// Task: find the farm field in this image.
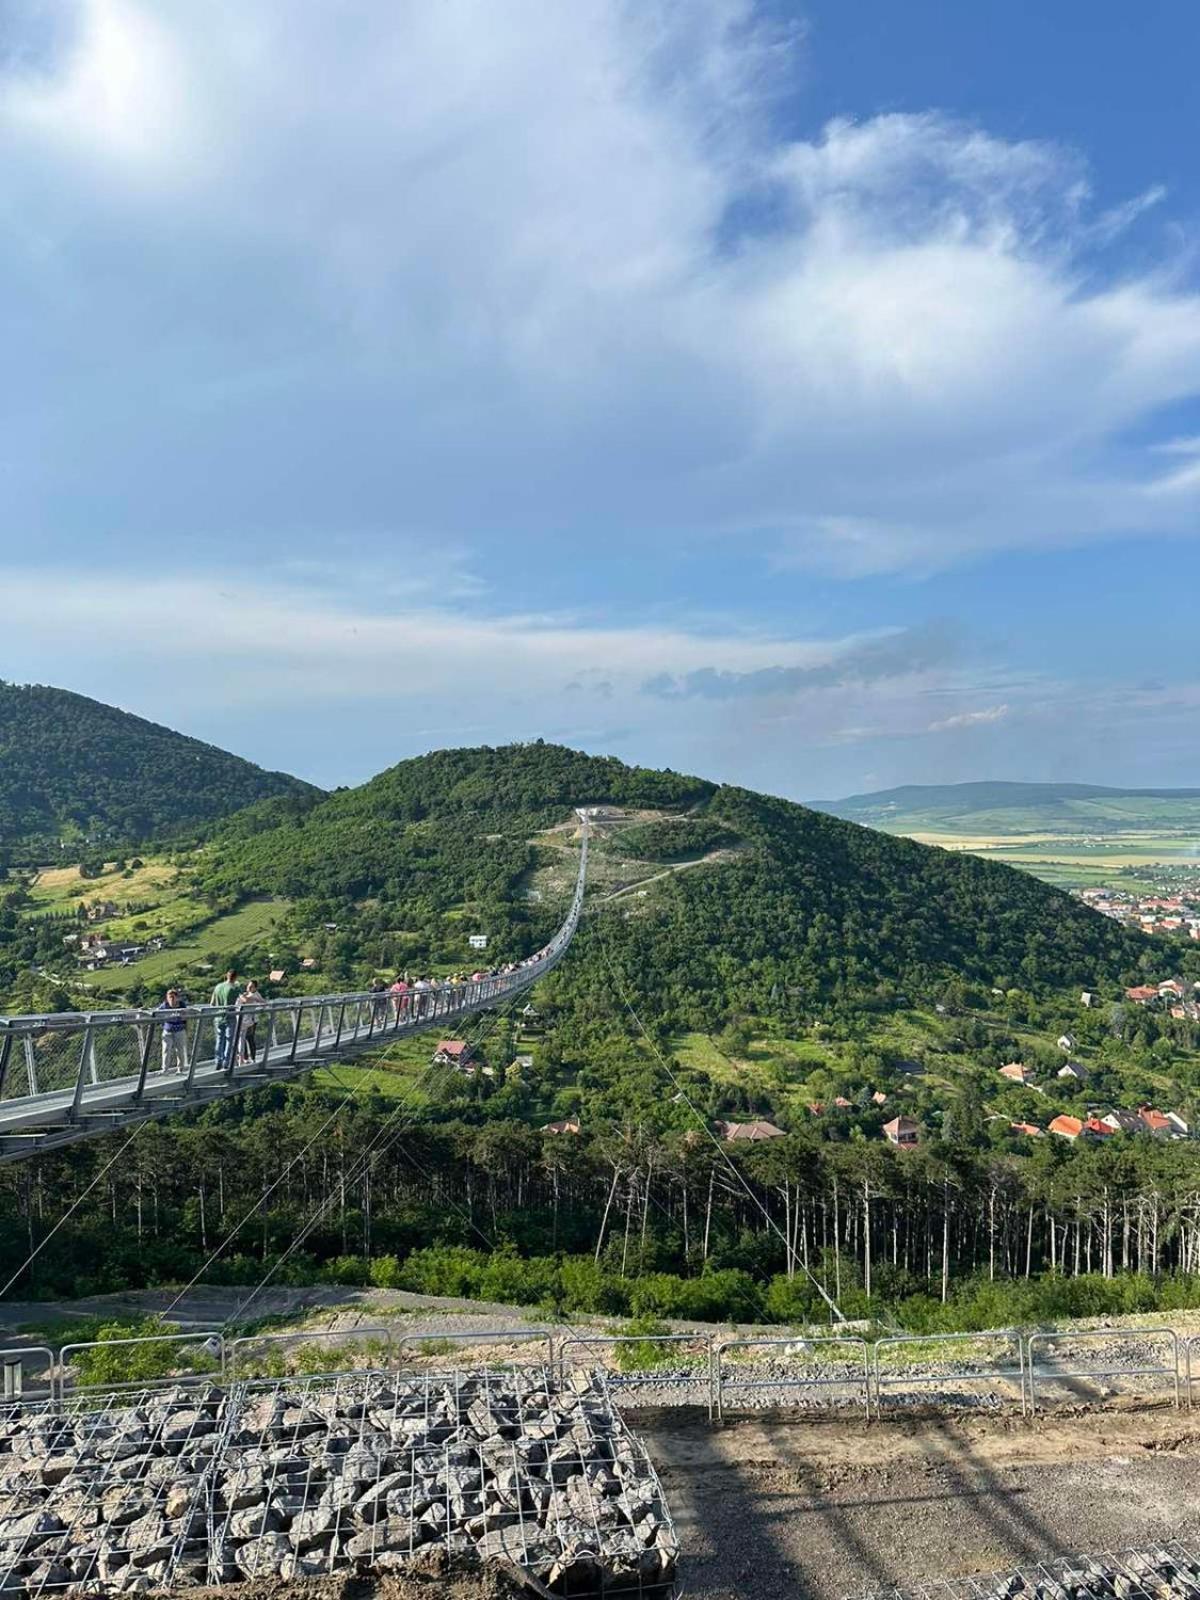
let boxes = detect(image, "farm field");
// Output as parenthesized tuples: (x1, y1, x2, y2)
(76, 896, 290, 993)
(908, 829, 1200, 888)
(26, 857, 183, 911)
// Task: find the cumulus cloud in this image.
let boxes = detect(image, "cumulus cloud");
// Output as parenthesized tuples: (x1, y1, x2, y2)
(928, 704, 1011, 733)
(0, 0, 1197, 579)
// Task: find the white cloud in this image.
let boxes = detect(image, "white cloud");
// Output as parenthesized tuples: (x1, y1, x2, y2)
(928, 704, 1011, 733)
(0, 0, 1198, 583)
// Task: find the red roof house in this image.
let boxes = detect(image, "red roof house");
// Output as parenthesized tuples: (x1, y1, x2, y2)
(1049, 1114, 1084, 1141)
(434, 1039, 473, 1065)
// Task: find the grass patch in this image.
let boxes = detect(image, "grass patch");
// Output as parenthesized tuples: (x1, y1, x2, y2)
(79, 897, 290, 993)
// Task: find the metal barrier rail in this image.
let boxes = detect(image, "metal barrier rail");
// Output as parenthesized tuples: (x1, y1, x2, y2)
(1185, 1335, 1200, 1411)
(58, 1329, 226, 1400)
(0, 1345, 55, 1406)
(396, 1328, 555, 1369)
(227, 1323, 398, 1380)
(873, 1330, 1027, 1418)
(714, 1335, 872, 1420)
(557, 1333, 715, 1418)
(0, 825, 588, 1159)
(1026, 1327, 1181, 1411)
(5, 1317, 1196, 1416)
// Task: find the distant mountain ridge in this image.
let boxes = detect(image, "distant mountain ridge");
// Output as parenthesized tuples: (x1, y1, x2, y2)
(812, 779, 1200, 837)
(0, 682, 320, 855)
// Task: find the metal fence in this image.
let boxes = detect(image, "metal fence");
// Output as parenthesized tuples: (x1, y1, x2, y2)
(714, 1335, 873, 1420)
(0, 1344, 55, 1406)
(557, 1333, 715, 1417)
(0, 826, 589, 1160)
(1025, 1326, 1181, 1411)
(59, 1330, 226, 1399)
(6, 1316, 1196, 1415)
(873, 1330, 1027, 1417)
(226, 1324, 398, 1380)
(396, 1328, 556, 1370)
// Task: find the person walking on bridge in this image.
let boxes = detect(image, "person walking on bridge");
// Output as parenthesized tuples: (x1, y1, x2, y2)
(236, 979, 266, 1063)
(210, 969, 240, 1068)
(389, 974, 409, 1021)
(156, 988, 188, 1075)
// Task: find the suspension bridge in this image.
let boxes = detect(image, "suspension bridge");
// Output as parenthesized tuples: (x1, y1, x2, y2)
(0, 822, 589, 1163)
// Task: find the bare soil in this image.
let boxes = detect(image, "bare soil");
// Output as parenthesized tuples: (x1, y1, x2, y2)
(631, 1404, 1200, 1600)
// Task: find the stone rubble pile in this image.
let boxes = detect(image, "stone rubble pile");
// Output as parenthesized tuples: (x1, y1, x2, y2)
(0, 1368, 677, 1597)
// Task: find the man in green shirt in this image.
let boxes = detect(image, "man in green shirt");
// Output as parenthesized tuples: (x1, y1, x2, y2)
(211, 969, 240, 1068)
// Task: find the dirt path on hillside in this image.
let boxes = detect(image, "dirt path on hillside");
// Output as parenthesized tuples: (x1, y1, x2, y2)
(631, 1406, 1200, 1600)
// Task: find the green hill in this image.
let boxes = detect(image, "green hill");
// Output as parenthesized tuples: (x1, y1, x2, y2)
(811, 779, 1200, 837)
(0, 682, 320, 857)
(195, 743, 1160, 1010)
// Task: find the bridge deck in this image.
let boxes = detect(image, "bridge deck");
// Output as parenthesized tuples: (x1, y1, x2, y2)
(0, 826, 588, 1160)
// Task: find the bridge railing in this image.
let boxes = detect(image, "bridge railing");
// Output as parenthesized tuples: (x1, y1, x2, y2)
(0, 828, 587, 1114)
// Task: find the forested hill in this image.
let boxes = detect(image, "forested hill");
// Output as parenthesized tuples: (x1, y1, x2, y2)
(812, 779, 1200, 836)
(196, 741, 1163, 1013)
(0, 682, 320, 856)
(583, 785, 1163, 1027)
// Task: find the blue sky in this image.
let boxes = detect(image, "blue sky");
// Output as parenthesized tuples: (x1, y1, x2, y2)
(2, 0, 1199, 799)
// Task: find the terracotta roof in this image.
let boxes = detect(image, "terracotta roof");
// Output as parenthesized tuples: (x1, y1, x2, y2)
(1049, 1114, 1084, 1139)
(541, 1118, 581, 1135)
(1139, 1107, 1172, 1132)
(1010, 1122, 1042, 1137)
(436, 1039, 472, 1058)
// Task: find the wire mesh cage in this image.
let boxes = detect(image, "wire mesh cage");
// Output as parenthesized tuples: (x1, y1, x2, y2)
(0, 1366, 678, 1598)
(853, 1541, 1200, 1600)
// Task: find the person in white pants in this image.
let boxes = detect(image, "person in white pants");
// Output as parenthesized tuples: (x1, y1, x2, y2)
(157, 988, 188, 1074)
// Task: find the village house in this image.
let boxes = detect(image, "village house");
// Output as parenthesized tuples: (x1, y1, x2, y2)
(882, 1114, 920, 1148)
(1057, 1061, 1088, 1081)
(541, 1118, 581, 1135)
(433, 1039, 473, 1067)
(1102, 1109, 1144, 1135)
(1168, 1111, 1190, 1135)
(1084, 1116, 1114, 1138)
(1010, 1121, 1043, 1137)
(871, 1090, 888, 1105)
(1126, 985, 1159, 1004)
(999, 1062, 1034, 1084)
(716, 1119, 786, 1142)
(1056, 1033, 1076, 1053)
(1138, 1106, 1173, 1136)
(1049, 1114, 1085, 1141)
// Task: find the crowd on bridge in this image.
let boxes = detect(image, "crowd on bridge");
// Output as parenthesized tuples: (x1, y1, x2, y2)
(151, 941, 559, 1075)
